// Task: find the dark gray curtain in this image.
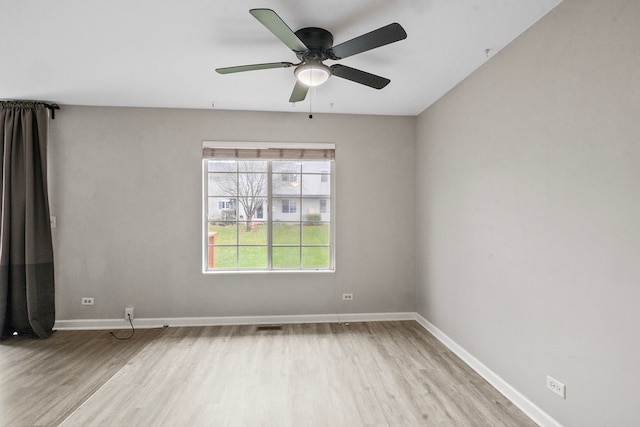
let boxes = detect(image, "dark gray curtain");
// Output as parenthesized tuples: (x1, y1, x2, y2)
(0, 101, 55, 339)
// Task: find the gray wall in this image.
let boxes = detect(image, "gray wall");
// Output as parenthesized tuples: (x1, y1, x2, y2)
(415, 0, 640, 425)
(49, 107, 416, 321)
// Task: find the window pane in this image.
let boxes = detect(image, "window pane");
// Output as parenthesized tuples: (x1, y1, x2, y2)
(208, 197, 237, 221)
(208, 160, 236, 172)
(238, 160, 267, 172)
(302, 160, 331, 173)
(211, 246, 237, 269)
(274, 198, 300, 221)
(272, 173, 301, 196)
(272, 247, 300, 269)
(239, 246, 267, 268)
(235, 197, 268, 222)
(302, 199, 330, 222)
(302, 224, 330, 245)
(302, 173, 330, 196)
(238, 222, 267, 244)
(209, 222, 237, 244)
(302, 247, 330, 268)
(273, 222, 300, 245)
(238, 173, 267, 197)
(273, 160, 300, 173)
(208, 173, 237, 196)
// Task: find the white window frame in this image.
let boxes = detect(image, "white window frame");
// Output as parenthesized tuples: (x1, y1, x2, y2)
(202, 141, 335, 273)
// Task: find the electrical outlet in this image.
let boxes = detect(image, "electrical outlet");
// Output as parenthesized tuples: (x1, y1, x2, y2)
(547, 375, 566, 399)
(342, 293, 353, 301)
(125, 307, 134, 321)
(81, 297, 94, 305)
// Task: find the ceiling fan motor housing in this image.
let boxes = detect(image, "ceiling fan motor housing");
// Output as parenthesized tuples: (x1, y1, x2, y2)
(294, 27, 334, 61)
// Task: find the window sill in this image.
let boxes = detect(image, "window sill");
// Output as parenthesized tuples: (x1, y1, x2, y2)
(202, 269, 335, 275)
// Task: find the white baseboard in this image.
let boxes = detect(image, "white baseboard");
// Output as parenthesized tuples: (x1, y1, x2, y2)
(414, 313, 562, 427)
(53, 311, 415, 331)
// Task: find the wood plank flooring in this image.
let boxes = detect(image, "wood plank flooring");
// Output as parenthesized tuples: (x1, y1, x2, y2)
(0, 328, 164, 426)
(1, 321, 535, 426)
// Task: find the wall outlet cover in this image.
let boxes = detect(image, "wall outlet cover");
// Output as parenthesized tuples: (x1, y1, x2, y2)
(546, 375, 566, 399)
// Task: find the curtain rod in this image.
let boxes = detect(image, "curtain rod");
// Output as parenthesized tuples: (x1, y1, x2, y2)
(0, 100, 61, 119)
(43, 103, 60, 120)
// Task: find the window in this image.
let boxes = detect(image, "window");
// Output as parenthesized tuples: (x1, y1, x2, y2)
(203, 142, 335, 272)
(281, 174, 299, 183)
(281, 198, 297, 214)
(319, 199, 327, 214)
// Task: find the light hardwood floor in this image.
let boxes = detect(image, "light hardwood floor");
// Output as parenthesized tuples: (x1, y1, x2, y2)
(1, 321, 535, 426)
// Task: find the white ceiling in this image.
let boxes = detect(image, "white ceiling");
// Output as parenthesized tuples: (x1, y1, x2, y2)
(1, 0, 562, 116)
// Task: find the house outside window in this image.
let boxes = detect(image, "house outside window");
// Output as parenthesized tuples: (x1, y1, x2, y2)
(203, 142, 335, 272)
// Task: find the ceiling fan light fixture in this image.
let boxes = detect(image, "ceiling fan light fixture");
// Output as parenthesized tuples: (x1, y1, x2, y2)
(295, 61, 331, 87)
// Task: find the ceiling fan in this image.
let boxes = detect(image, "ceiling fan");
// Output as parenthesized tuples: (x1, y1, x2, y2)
(215, 9, 407, 103)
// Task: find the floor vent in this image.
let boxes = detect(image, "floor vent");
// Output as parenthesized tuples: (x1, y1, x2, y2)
(256, 325, 283, 331)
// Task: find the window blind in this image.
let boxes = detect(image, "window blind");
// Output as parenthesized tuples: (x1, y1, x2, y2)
(202, 142, 335, 160)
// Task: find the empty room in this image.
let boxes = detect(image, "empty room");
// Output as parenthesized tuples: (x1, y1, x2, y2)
(1, 0, 639, 426)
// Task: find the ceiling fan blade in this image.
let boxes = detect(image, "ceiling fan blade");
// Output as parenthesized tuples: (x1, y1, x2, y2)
(250, 9, 308, 52)
(216, 62, 294, 74)
(330, 23, 407, 59)
(289, 80, 309, 102)
(330, 64, 390, 89)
